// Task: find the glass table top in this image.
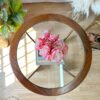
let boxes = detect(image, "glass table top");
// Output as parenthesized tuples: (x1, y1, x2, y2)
(17, 21, 85, 88)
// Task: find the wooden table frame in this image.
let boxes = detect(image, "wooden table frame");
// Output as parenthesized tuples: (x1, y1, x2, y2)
(10, 14, 92, 96)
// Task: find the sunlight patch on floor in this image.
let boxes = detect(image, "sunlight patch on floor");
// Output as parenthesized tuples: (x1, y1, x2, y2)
(0, 28, 37, 87)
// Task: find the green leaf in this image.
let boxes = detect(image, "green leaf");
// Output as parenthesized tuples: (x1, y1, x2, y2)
(0, 24, 15, 38)
(9, 0, 22, 13)
(0, 26, 2, 33)
(0, 0, 5, 6)
(19, 9, 27, 17)
(14, 25, 21, 32)
(0, 12, 3, 19)
(8, 25, 15, 32)
(2, 8, 8, 22)
(12, 13, 24, 25)
(1, 25, 9, 38)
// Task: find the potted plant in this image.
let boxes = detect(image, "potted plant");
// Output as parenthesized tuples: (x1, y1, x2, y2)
(0, 0, 27, 48)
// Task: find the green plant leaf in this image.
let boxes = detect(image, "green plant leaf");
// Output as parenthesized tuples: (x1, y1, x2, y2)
(0, 12, 3, 19)
(12, 13, 24, 25)
(2, 8, 8, 22)
(14, 24, 21, 32)
(0, 0, 5, 6)
(0, 0, 27, 39)
(0, 8, 8, 22)
(19, 9, 27, 17)
(9, 0, 22, 13)
(8, 25, 15, 32)
(0, 26, 3, 33)
(0, 12, 3, 25)
(1, 25, 9, 38)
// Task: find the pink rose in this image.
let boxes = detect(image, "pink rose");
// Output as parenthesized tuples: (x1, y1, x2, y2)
(51, 49, 64, 63)
(39, 45, 50, 58)
(53, 40, 63, 50)
(36, 30, 68, 63)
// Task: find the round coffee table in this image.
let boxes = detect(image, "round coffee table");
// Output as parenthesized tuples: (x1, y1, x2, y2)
(10, 14, 92, 96)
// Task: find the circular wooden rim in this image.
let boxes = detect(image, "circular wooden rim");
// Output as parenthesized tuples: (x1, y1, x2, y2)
(10, 14, 92, 96)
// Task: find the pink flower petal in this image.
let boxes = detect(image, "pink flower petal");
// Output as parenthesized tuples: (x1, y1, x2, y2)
(38, 38, 45, 45)
(44, 31, 50, 39)
(39, 45, 50, 58)
(36, 30, 68, 63)
(49, 34, 59, 42)
(63, 44, 68, 55)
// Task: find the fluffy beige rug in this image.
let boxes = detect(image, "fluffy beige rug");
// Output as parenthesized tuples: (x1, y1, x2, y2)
(71, 0, 100, 17)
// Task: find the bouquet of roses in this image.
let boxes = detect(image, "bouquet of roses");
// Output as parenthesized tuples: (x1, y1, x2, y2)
(36, 31, 68, 63)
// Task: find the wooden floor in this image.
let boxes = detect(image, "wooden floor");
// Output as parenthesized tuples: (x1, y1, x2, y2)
(0, 3, 100, 100)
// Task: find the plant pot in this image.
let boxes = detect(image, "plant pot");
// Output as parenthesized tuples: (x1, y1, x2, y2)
(0, 32, 15, 48)
(0, 36, 9, 48)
